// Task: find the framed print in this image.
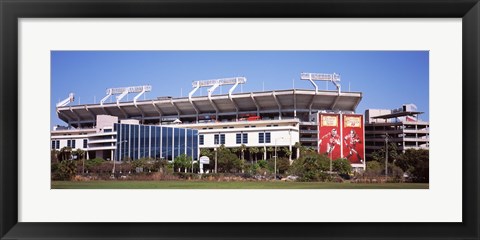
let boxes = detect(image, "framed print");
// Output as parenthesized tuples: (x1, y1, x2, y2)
(1, 0, 479, 239)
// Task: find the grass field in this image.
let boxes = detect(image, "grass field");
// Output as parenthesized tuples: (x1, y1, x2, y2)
(52, 181, 429, 189)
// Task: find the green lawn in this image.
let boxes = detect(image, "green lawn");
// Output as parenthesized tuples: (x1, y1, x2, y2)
(51, 181, 429, 189)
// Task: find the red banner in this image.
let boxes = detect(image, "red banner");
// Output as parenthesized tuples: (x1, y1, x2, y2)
(342, 114, 365, 164)
(318, 114, 342, 160)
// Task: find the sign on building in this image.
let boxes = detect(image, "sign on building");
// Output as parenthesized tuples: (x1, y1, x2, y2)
(318, 114, 342, 160)
(342, 114, 365, 164)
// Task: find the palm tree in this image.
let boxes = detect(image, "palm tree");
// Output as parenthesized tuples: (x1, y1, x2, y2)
(267, 146, 274, 159)
(282, 147, 292, 159)
(230, 147, 240, 159)
(259, 147, 265, 160)
(200, 148, 211, 158)
(251, 147, 260, 163)
(294, 142, 302, 159)
(59, 146, 72, 161)
(240, 144, 247, 161)
(75, 148, 85, 174)
(51, 149, 60, 164)
(248, 147, 255, 163)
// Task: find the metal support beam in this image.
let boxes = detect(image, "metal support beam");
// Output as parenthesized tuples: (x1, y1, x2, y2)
(85, 106, 96, 120)
(152, 101, 163, 123)
(133, 91, 146, 123)
(228, 78, 241, 119)
(57, 109, 73, 123)
(189, 82, 200, 122)
(208, 82, 220, 119)
(308, 94, 317, 115)
(100, 91, 112, 105)
(330, 93, 342, 110)
(272, 91, 282, 120)
(250, 92, 260, 116)
(171, 99, 182, 117)
(117, 105, 129, 119)
(293, 89, 297, 118)
(70, 107, 82, 128)
(352, 96, 362, 111)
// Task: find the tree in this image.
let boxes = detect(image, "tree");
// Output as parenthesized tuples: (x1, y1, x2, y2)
(282, 147, 292, 159)
(51, 150, 60, 164)
(52, 160, 77, 180)
(294, 142, 302, 159)
(85, 158, 105, 173)
(371, 143, 400, 164)
(289, 152, 330, 181)
(230, 147, 240, 159)
(259, 147, 265, 160)
(251, 147, 259, 163)
(395, 149, 429, 182)
(267, 157, 290, 175)
(200, 148, 213, 159)
(332, 158, 352, 175)
(217, 147, 243, 173)
(174, 154, 192, 173)
(363, 160, 383, 178)
(248, 147, 255, 163)
(75, 148, 86, 174)
(240, 144, 247, 161)
(267, 147, 274, 159)
(59, 146, 72, 161)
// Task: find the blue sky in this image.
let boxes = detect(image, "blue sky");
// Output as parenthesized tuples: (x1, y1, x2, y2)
(51, 51, 429, 127)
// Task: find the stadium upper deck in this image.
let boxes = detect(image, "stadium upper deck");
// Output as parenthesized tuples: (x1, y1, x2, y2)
(56, 88, 362, 128)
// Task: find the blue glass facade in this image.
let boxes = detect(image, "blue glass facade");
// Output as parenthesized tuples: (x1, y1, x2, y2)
(115, 123, 199, 161)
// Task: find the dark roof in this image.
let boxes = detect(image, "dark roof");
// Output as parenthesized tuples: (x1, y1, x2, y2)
(372, 111, 423, 119)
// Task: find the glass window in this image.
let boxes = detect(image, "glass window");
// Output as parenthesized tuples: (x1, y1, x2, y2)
(242, 133, 248, 144)
(193, 130, 198, 160)
(139, 125, 148, 158)
(133, 125, 139, 159)
(56, 140, 60, 149)
(83, 139, 87, 148)
(167, 127, 173, 160)
(155, 127, 161, 159)
(265, 132, 271, 143)
(51, 140, 55, 149)
(199, 135, 204, 145)
(67, 140, 71, 148)
(124, 124, 130, 160)
(186, 129, 193, 158)
(104, 129, 112, 133)
(161, 127, 168, 160)
(220, 134, 225, 144)
(72, 140, 76, 148)
(179, 128, 186, 157)
(214, 134, 220, 145)
(259, 133, 264, 143)
(236, 133, 241, 144)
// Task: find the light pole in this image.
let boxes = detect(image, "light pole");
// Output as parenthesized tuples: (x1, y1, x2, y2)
(384, 134, 389, 180)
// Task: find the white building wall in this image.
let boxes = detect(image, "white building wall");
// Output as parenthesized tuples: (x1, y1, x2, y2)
(199, 127, 298, 148)
(96, 115, 118, 132)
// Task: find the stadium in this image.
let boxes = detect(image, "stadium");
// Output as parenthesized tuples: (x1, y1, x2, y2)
(51, 73, 368, 171)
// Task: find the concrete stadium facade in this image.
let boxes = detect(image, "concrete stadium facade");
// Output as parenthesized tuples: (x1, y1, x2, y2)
(51, 82, 363, 170)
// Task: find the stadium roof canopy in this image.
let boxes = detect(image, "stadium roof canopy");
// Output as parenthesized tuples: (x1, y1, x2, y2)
(57, 89, 362, 126)
(371, 111, 423, 119)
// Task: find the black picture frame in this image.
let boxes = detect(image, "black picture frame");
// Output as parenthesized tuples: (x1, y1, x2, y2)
(1, 0, 479, 239)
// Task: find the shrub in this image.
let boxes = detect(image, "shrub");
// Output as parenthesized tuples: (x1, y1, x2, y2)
(332, 158, 352, 175)
(52, 160, 77, 180)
